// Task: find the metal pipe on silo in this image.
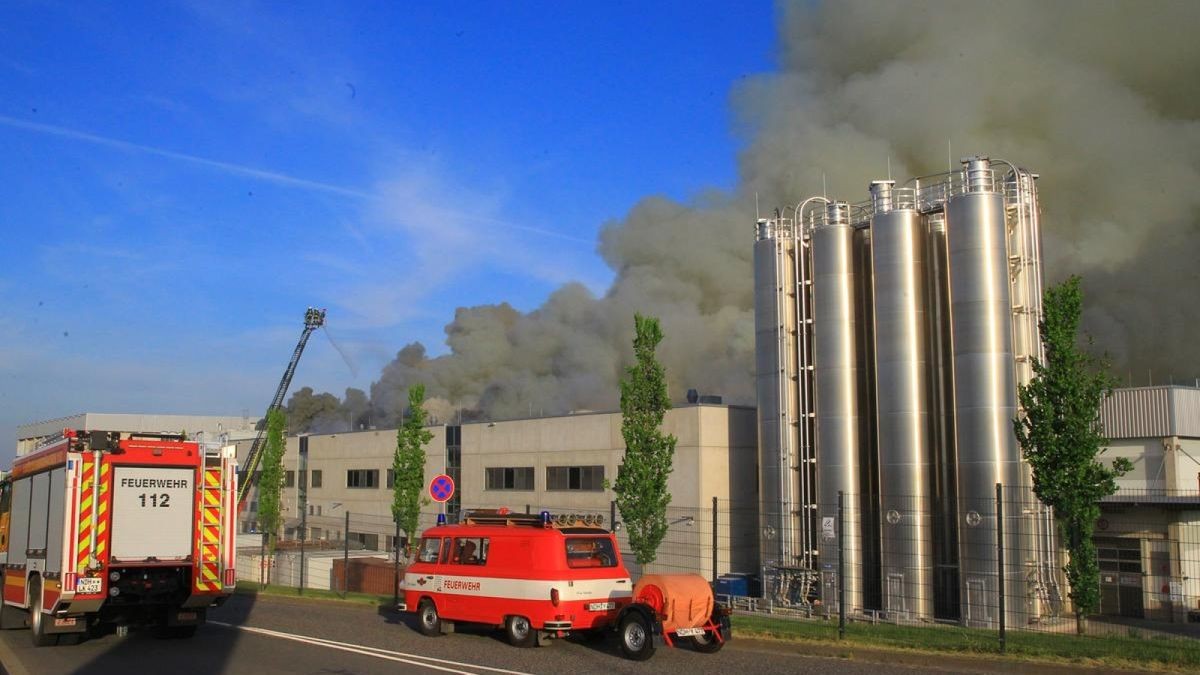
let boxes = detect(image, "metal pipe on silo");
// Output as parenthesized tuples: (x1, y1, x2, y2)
(853, 224, 881, 612)
(924, 209, 961, 621)
(945, 156, 1029, 628)
(869, 180, 935, 619)
(813, 200, 864, 614)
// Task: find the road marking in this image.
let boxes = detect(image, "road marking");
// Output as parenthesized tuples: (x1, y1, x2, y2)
(209, 621, 533, 675)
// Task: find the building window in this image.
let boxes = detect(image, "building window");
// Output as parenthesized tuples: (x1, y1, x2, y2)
(311, 470, 322, 488)
(386, 469, 394, 489)
(284, 470, 295, 488)
(485, 467, 534, 491)
(347, 469, 379, 488)
(546, 466, 605, 491)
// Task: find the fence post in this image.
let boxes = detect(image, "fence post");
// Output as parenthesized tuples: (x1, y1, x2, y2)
(996, 483, 1006, 654)
(343, 510, 350, 598)
(299, 530, 306, 595)
(393, 517, 402, 606)
(610, 500, 617, 531)
(712, 496, 719, 584)
(838, 490, 846, 640)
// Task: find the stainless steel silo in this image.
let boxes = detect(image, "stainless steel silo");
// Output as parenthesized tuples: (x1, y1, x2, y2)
(945, 157, 1029, 628)
(754, 219, 799, 574)
(869, 181, 934, 619)
(812, 201, 863, 613)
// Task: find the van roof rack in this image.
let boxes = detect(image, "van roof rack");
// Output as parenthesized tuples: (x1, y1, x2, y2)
(460, 509, 607, 530)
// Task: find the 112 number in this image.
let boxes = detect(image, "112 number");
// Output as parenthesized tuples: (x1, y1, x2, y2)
(138, 493, 171, 508)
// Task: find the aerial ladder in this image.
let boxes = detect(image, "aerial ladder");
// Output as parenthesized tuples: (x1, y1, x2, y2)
(236, 307, 326, 508)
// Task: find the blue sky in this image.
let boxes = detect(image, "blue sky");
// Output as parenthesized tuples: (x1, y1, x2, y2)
(0, 1, 776, 464)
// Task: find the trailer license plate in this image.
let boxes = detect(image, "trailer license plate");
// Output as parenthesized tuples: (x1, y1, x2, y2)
(675, 627, 704, 637)
(76, 577, 102, 595)
(586, 602, 616, 611)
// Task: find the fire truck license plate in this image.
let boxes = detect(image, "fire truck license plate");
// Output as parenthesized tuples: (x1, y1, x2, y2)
(586, 601, 616, 611)
(76, 577, 102, 595)
(675, 627, 705, 637)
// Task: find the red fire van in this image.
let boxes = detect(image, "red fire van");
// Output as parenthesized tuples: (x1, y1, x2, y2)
(400, 510, 633, 648)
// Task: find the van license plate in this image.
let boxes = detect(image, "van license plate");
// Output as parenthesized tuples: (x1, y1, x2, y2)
(586, 602, 616, 611)
(76, 577, 102, 595)
(54, 617, 77, 627)
(675, 627, 705, 637)
(176, 611, 197, 621)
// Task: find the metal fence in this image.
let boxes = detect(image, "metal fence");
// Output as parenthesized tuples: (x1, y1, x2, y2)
(236, 492, 1200, 650)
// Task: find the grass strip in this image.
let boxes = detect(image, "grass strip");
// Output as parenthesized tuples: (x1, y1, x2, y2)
(234, 580, 394, 607)
(733, 614, 1200, 672)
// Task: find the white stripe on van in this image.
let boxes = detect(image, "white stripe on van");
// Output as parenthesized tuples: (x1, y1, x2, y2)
(403, 572, 633, 602)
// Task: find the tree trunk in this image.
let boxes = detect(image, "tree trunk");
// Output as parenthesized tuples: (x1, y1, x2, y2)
(1075, 610, 1085, 635)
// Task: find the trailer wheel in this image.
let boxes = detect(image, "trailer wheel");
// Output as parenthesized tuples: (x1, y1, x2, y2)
(417, 599, 442, 637)
(28, 577, 58, 647)
(618, 612, 654, 661)
(687, 632, 724, 653)
(505, 615, 535, 648)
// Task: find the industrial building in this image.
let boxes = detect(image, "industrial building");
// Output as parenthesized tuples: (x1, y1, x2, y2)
(265, 403, 758, 580)
(15, 412, 259, 456)
(1095, 385, 1200, 622)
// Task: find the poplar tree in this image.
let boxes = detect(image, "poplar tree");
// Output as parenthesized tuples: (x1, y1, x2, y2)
(393, 384, 433, 557)
(613, 314, 677, 566)
(1014, 276, 1131, 634)
(256, 408, 287, 585)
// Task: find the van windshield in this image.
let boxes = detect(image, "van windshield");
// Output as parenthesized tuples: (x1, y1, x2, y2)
(417, 537, 442, 563)
(565, 536, 617, 568)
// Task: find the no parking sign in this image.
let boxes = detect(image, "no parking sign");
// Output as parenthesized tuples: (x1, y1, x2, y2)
(429, 473, 455, 503)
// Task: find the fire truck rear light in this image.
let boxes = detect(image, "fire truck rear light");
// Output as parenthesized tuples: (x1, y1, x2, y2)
(550, 588, 560, 607)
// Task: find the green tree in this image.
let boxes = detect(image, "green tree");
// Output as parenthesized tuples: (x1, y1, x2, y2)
(393, 384, 433, 557)
(1014, 276, 1132, 634)
(612, 314, 677, 567)
(256, 408, 287, 586)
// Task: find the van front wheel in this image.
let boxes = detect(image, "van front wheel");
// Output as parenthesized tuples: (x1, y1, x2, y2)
(417, 599, 442, 637)
(506, 615, 535, 648)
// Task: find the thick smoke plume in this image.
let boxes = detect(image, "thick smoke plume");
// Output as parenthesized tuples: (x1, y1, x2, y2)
(358, 0, 1200, 428)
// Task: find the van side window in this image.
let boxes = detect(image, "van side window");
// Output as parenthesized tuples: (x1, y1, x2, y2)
(565, 537, 617, 568)
(417, 537, 443, 563)
(451, 537, 488, 565)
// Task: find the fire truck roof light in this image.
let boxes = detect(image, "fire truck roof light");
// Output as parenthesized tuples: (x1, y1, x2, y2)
(540, 511, 551, 527)
(436, 513, 447, 526)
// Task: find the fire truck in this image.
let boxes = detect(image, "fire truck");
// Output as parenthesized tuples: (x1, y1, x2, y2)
(0, 430, 237, 645)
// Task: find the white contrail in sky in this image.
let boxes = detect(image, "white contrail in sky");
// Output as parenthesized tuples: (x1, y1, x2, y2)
(0, 113, 593, 245)
(0, 113, 372, 198)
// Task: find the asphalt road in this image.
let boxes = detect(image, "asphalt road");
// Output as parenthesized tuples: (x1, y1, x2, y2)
(0, 594, 992, 675)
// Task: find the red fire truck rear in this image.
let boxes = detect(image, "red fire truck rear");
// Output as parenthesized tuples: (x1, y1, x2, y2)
(0, 430, 237, 645)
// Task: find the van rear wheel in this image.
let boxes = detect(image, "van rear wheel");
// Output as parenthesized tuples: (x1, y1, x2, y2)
(618, 612, 654, 661)
(417, 599, 442, 637)
(505, 615, 535, 648)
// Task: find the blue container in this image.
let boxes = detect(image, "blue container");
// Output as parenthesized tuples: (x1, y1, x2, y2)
(715, 574, 748, 597)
